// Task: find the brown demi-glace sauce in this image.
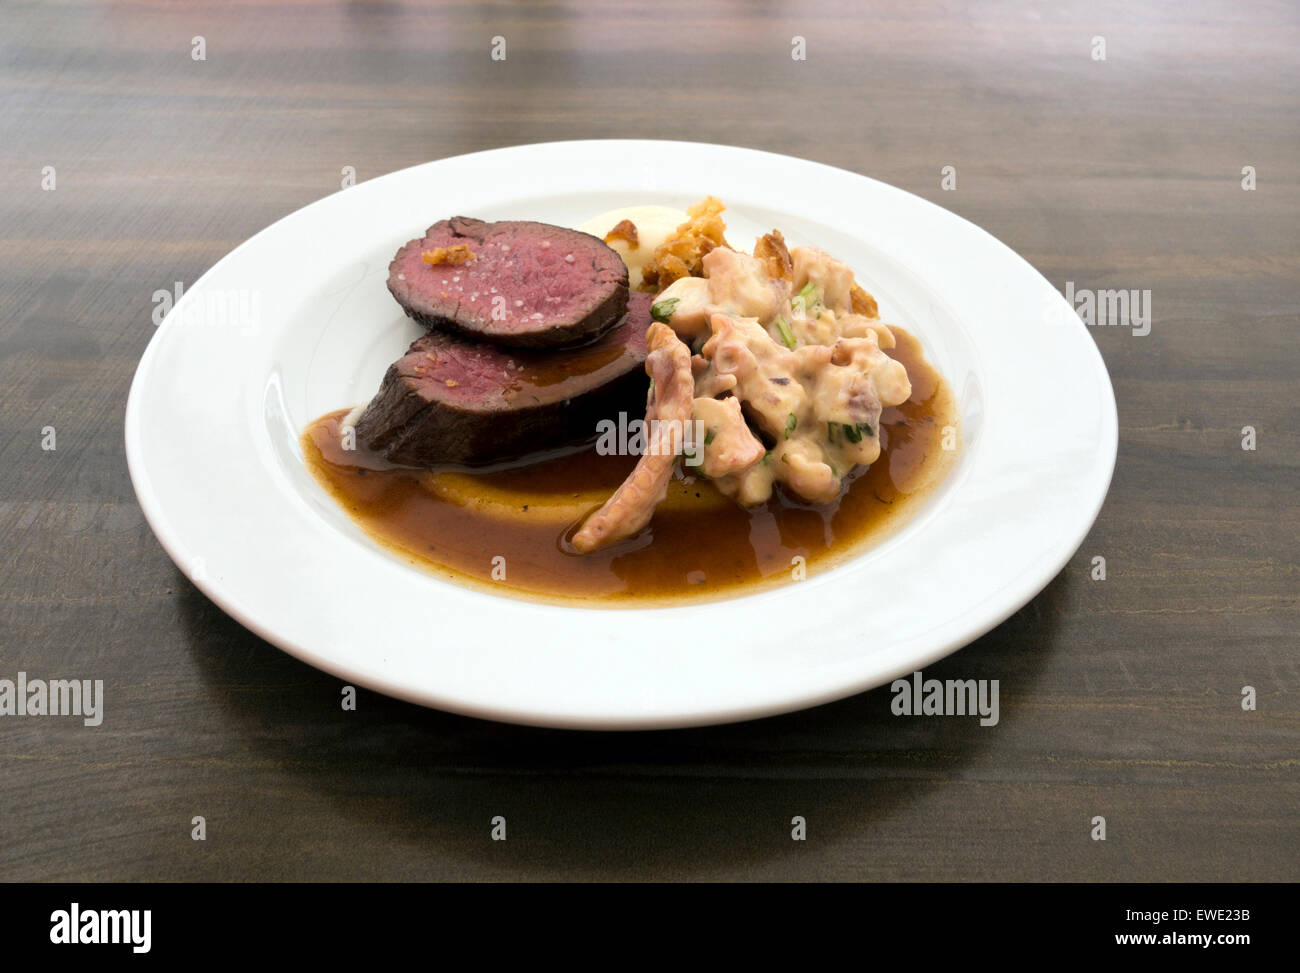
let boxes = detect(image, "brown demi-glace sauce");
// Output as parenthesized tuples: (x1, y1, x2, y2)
(302, 326, 957, 606)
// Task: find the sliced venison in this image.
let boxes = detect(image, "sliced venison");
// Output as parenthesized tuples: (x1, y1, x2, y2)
(356, 293, 653, 467)
(387, 217, 630, 349)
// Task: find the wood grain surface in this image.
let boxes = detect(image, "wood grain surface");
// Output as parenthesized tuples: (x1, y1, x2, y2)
(1, 0, 1296, 881)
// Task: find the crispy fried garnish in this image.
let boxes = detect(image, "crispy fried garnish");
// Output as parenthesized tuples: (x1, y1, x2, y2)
(850, 283, 879, 319)
(651, 253, 691, 287)
(639, 196, 732, 292)
(421, 244, 475, 266)
(604, 219, 639, 249)
(754, 229, 793, 281)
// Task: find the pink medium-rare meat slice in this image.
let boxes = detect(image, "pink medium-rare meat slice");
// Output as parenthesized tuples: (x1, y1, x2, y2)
(569, 323, 696, 554)
(356, 293, 653, 467)
(387, 216, 630, 349)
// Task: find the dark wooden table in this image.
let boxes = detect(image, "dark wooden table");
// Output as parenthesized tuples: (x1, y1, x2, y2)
(1, 0, 1295, 881)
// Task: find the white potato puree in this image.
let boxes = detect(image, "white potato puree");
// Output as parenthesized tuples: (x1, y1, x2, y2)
(578, 205, 687, 290)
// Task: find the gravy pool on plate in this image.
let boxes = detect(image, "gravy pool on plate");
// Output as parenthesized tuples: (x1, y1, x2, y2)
(303, 325, 955, 606)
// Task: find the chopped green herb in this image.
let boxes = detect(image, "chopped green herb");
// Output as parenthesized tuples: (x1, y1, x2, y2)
(762, 449, 773, 464)
(650, 297, 679, 323)
(840, 422, 875, 443)
(780, 452, 790, 465)
(826, 422, 837, 442)
(796, 282, 820, 306)
(773, 315, 797, 349)
(785, 413, 797, 437)
(704, 427, 717, 446)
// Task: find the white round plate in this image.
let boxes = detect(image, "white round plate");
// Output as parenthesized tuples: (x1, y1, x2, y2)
(126, 140, 1116, 730)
